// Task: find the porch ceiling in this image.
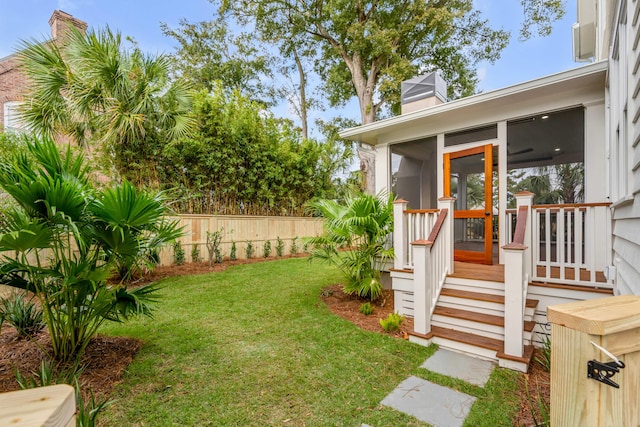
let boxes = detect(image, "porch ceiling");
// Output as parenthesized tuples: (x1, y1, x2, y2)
(340, 61, 607, 146)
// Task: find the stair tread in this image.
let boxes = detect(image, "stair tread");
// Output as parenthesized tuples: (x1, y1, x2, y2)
(529, 281, 614, 294)
(440, 288, 539, 308)
(433, 306, 537, 332)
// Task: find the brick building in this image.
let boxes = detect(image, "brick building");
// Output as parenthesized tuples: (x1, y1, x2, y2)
(0, 10, 87, 131)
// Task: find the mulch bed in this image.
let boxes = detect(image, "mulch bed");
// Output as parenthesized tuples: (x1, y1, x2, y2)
(0, 257, 549, 426)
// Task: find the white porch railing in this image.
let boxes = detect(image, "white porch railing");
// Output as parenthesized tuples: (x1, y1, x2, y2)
(531, 203, 612, 285)
(392, 202, 440, 270)
(397, 198, 454, 336)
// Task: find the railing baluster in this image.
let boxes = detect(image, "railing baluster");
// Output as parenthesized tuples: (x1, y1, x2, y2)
(558, 208, 565, 280)
(545, 210, 551, 279)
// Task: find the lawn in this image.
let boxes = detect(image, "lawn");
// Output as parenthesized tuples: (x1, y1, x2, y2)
(100, 257, 520, 426)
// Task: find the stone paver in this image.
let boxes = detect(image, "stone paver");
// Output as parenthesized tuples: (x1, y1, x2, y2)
(381, 375, 476, 427)
(421, 349, 495, 387)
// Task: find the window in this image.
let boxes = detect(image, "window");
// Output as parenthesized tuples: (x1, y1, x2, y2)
(3, 101, 24, 131)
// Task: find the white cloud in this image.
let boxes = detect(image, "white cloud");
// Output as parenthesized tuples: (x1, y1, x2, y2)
(477, 66, 487, 82)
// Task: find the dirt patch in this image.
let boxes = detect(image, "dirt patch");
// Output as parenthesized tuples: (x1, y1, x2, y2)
(320, 284, 413, 339)
(515, 354, 550, 426)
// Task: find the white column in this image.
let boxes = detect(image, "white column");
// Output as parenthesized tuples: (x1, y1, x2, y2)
(393, 199, 409, 270)
(503, 247, 525, 357)
(498, 121, 507, 264)
(515, 191, 534, 278)
(412, 241, 432, 335)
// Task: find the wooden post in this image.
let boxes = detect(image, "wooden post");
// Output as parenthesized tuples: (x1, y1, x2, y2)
(393, 199, 409, 270)
(514, 191, 534, 277)
(502, 246, 525, 359)
(411, 240, 432, 335)
(438, 197, 455, 275)
(548, 296, 640, 426)
(0, 384, 76, 426)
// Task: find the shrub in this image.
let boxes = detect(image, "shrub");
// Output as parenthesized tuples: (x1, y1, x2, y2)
(215, 248, 223, 263)
(0, 137, 175, 363)
(173, 241, 186, 265)
(230, 241, 237, 261)
(0, 292, 45, 338)
(379, 312, 404, 332)
(359, 302, 374, 315)
(191, 244, 201, 263)
(290, 237, 299, 255)
(308, 192, 395, 301)
(275, 237, 285, 257)
(263, 240, 272, 258)
(536, 334, 551, 372)
(206, 228, 223, 266)
(245, 241, 254, 259)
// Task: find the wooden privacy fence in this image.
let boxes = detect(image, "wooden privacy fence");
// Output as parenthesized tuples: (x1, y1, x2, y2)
(158, 214, 324, 265)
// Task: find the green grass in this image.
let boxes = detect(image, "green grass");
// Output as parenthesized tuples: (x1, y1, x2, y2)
(100, 257, 520, 426)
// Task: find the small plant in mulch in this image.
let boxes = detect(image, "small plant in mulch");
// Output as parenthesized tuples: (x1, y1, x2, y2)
(359, 302, 374, 315)
(263, 240, 272, 258)
(379, 312, 404, 332)
(290, 237, 299, 255)
(0, 292, 45, 338)
(245, 241, 255, 259)
(191, 244, 201, 263)
(230, 241, 237, 261)
(275, 237, 285, 257)
(536, 334, 551, 372)
(173, 241, 186, 265)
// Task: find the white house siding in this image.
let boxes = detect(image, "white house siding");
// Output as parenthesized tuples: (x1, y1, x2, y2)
(607, 0, 640, 295)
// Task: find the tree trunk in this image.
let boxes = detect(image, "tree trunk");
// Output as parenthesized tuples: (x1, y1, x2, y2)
(292, 47, 308, 140)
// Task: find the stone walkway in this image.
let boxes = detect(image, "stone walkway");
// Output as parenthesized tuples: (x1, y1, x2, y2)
(375, 349, 495, 427)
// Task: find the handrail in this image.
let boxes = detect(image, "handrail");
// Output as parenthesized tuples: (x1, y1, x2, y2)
(531, 202, 612, 209)
(424, 208, 448, 248)
(404, 208, 440, 214)
(504, 206, 528, 248)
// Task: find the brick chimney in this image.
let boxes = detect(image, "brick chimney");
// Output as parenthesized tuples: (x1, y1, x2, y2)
(48, 10, 87, 40)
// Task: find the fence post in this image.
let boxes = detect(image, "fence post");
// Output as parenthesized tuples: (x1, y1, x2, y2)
(548, 295, 640, 426)
(514, 191, 534, 277)
(393, 199, 408, 270)
(438, 197, 455, 275)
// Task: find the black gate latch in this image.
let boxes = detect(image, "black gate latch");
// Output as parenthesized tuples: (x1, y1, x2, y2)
(587, 359, 625, 388)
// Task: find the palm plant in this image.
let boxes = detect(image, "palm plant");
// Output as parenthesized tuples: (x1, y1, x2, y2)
(18, 26, 193, 186)
(308, 192, 394, 300)
(0, 136, 181, 363)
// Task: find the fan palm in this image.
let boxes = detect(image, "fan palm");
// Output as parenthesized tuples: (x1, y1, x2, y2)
(0, 136, 182, 363)
(18, 27, 193, 185)
(308, 192, 394, 300)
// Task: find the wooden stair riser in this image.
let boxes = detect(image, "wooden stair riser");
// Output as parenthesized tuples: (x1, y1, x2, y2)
(431, 317, 533, 343)
(443, 277, 505, 295)
(437, 298, 537, 319)
(430, 336, 499, 362)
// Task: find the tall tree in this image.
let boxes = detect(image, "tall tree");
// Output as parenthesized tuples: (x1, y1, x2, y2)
(18, 27, 194, 183)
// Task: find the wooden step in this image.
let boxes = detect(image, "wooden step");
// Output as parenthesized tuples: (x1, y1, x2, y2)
(419, 327, 535, 365)
(433, 306, 536, 332)
(428, 326, 502, 351)
(529, 281, 614, 294)
(440, 288, 539, 309)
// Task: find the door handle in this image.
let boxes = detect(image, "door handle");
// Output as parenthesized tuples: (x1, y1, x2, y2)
(485, 212, 491, 216)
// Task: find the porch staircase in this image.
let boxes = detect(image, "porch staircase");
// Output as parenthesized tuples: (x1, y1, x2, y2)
(407, 272, 537, 372)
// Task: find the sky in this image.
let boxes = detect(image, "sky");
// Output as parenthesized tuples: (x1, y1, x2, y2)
(0, 0, 580, 122)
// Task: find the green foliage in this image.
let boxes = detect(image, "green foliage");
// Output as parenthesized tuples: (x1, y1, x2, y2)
(520, 0, 565, 40)
(230, 241, 237, 261)
(0, 292, 44, 338)
(290, 237, 298, 255)
(191, 244, 201, 263)
(524, 376, 550, 427)
(173, 241, 186, 266)
(206, 229, 224, 266)
(76, 379, 113, 427)
(379, 312, 404, 332)
(245, 241, 254, 259)
(308, 192, 394, 301)
(0, 136, 175, 363)
(536, 334, 552, 373)
(263, 240, 272, 258)
(221, 0, 511, 123)
(275, 237, 285, 257)
(18, 26, 194, 185)
(161, 89, 352, 216)
(215, 248, 223, 264)
(507, 163, 584, 208)
(359, 302, 374, 316)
